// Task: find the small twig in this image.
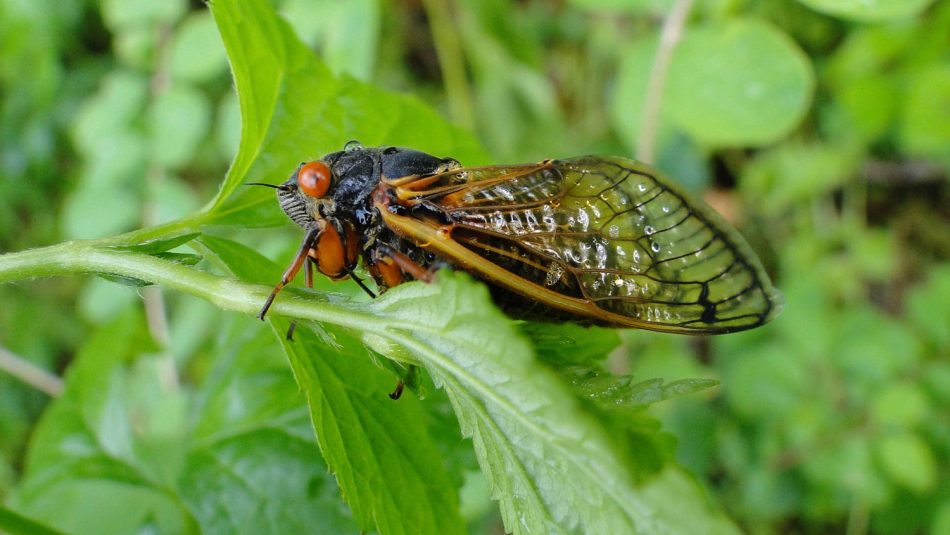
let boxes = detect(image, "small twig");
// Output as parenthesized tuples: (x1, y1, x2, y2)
(0, 345, 63, 397)
(864, 159, 947, 185)
(421, 0, 475, 130)
(636, 0, 694, 164)
(141, 24, 175, 350)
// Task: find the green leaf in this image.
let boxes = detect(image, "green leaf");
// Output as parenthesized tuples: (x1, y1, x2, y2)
(8, 306, 360, 535)
(565, 369, 719, 410)
(906, 265, 950, 349)
(100, 234, 203, 285)
(741, 142, 860, 214)
(168, 12, 229, 84)
(797, 0, 936, 22)
(876, 432, 937, 494)
(199, 234, 464, 535)
(610, 33, 667, 152)
(111, 231, 201, 253)
(147, 84, 212, 169)
(100, 0, 187, 31)
(899, 65, 950, 159)
(61, 183, 141, 240)
(180, 318, 360, 534)
(8, 312, 192, 535)
(276, 321, 465, 535)
(871, 383, 929, 428)
(153, 252, 202, 266)
(637, 467, 742, 535)
(666, 18, 814, 147)
(367, 271, 706, 533)
(206, 0, 484, 218)
(0, 506, 65, 535)
(281, 0, 381, 80)
(522, 322, 621, 366)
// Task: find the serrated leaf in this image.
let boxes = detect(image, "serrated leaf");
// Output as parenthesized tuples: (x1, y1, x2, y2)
(195, 234, 282, 284)
(199, 234, 464, 535)
(181, 318, 359, 534)
(274, 321, 465, 535)
(367, 271, 693, 533)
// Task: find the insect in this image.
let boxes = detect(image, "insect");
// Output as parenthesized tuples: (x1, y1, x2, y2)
(255, 141, 782, 340)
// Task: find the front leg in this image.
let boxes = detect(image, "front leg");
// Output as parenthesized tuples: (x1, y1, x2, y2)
(364, 243, 436, 293)
(258, 226, 321, 320)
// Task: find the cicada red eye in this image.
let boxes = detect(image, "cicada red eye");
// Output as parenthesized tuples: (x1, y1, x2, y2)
(298, 161, 332, 198)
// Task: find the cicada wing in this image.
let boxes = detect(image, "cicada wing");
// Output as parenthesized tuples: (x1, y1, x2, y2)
(391, 156, 782, 333)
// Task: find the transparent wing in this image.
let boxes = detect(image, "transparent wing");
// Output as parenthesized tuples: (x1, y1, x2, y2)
(393, 156, 782, 333)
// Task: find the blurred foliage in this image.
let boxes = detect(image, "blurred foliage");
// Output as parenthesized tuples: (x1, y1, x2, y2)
(0, 0, 947, 533)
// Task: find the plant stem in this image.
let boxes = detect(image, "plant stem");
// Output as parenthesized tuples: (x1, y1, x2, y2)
(636, 0, 694, 164)
(0, 346, 63, 397)
(0, 239, 376, 334)
(422, 0, 475, 130)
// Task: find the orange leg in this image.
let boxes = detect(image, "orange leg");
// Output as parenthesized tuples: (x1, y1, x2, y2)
(258, 227, 320, 320)
(284, 257, 317, 341)
(382, 247, 434, 282)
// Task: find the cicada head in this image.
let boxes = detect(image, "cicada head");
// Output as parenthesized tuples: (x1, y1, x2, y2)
(272, 160, 338, 229)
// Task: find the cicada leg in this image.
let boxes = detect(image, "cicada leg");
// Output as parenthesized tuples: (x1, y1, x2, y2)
(380, 246, 434, 282)
(389, 381, 405, 400)
(283, 257, 316, 341)
(343, 266, 377, 298)
(258, 227, 321, 320)
(363, 245, 437, 401)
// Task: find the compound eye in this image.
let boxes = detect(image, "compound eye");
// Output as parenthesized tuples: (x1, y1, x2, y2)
(297, 161, 332, 198)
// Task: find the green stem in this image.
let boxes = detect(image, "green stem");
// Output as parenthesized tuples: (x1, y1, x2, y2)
(422, 0, 475, 130)
(636, 0, 694, 163)
(0, 236, 376, 332)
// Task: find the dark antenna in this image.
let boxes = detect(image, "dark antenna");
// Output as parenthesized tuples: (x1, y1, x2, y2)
(245, 182, 286, 190)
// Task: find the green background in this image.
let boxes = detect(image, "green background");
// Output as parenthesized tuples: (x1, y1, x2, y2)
(0, 0, 948, 533)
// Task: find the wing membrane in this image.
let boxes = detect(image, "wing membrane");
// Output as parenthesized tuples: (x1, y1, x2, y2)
(390, 156, 782, 333)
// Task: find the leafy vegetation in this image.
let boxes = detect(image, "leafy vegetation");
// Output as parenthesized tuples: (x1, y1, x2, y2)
(1, 0, 947, 533)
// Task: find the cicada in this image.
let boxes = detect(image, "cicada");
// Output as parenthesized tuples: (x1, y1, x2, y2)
(256, 142, 781, 336)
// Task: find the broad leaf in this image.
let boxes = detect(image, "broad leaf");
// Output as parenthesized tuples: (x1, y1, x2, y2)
(368, 272, 681, 533)
(666, 18, 813, 147)
(8, 308, 358, 535)
(207, 0, 485, 222)
(198, 234, 465, 535)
